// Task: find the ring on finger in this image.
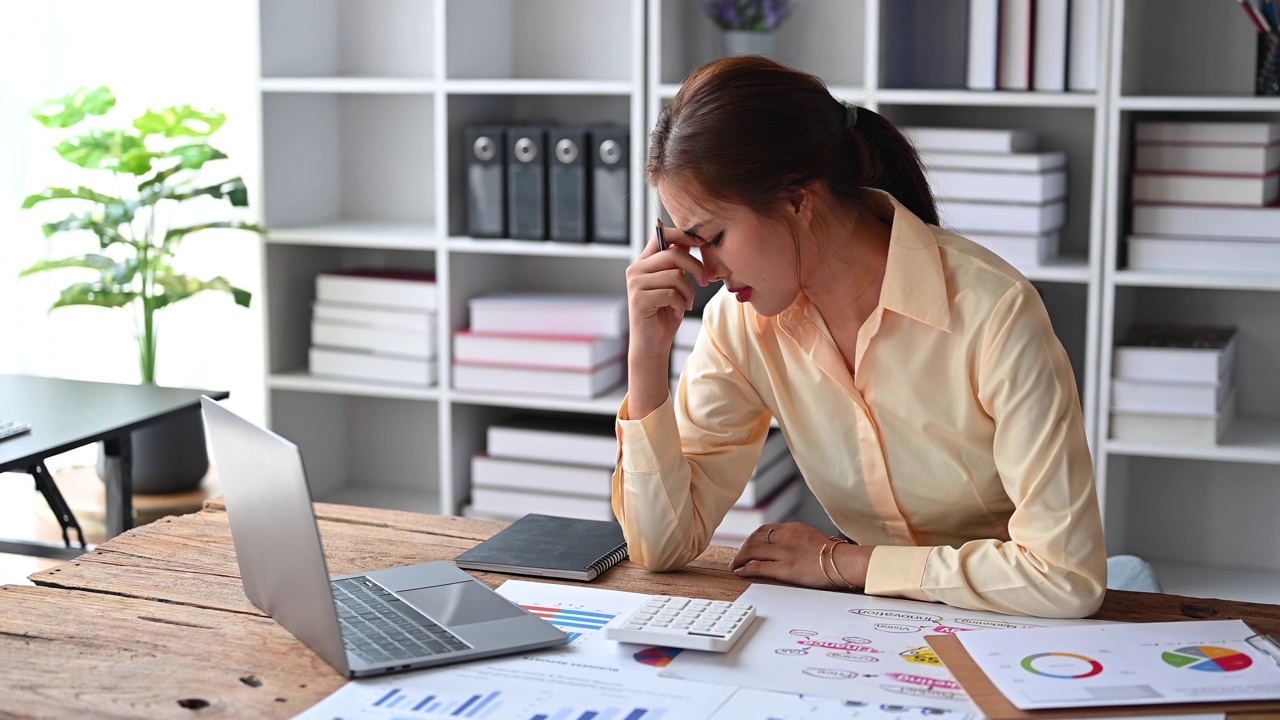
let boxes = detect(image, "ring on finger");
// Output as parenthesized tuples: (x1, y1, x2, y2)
(765, 528, 774, 544)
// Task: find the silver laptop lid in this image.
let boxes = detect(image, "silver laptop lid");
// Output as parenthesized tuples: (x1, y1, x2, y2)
(200, 396, 350, 675)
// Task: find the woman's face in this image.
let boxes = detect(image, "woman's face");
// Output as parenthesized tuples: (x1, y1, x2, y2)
(657, 179, 803, 318)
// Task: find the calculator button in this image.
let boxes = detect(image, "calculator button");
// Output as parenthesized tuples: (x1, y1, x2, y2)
(603, 595, 757, 652)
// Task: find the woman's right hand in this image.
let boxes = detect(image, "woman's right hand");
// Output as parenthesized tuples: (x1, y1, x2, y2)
(625, 227, 708, 359)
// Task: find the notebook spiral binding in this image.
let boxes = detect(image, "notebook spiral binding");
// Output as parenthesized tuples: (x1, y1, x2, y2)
(587, 542, 629, 578)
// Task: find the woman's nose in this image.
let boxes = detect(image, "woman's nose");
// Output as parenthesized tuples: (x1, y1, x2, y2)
(700, 249, 728, 283)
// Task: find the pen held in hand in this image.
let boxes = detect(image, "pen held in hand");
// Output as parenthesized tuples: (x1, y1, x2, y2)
(655, 217, 668, 252)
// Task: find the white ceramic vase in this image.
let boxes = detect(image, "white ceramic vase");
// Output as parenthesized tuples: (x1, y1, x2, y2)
(722, 30, 775, 58)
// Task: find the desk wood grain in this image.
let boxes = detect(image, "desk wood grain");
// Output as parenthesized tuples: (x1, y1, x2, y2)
(3, 501, 1278, 719)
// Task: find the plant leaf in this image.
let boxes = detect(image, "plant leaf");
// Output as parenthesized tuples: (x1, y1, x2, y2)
(163, 220, 267, 250)
(55, 130, 154, 172)
(170, 177, 253, 207)
(19, 253, 117, 277)
(21, 186, 124, 209)
(30, 86, 116, 128)
(165, 143, 228, 170)
(152, 274, 252, 311)
(42, 211, 135, 249)
(133, 106, 226, 139)
(49, 282, 137, 310)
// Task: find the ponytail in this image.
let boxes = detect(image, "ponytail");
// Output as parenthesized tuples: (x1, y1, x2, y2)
(839, 107, 938, 226)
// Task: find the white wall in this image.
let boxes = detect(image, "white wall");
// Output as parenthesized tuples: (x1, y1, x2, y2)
(0, 0, 265, 455)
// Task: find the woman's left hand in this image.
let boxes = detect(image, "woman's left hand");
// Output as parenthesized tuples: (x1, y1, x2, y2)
(730, 522, 871, 590)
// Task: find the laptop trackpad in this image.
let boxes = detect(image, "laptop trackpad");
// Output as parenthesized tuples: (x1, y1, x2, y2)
(398, 582, 527, 627)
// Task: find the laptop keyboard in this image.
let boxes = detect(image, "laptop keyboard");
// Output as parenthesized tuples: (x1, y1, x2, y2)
(331, 577, 471, 666)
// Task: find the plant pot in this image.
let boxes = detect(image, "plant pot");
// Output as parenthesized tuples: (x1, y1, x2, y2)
(97, 408, 209, 494)
(722, 30, 775, 58)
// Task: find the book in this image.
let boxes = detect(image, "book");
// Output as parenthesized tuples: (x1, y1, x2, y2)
(902, 127, 1036, 154)
(1066, 0, 1101, 91)
(930, 169, 1068, 203)
(1111, 377, 1233, 416)
(1135, 121, 1280, 145)
(486, 413, 618, 467)
(311, 321, 436, 359)
(1109, 389, 1236, 445)
(308, 348, 438, 386)
(1131, 172, 1279, 206)
(453, 360, 624, 398)
(1112, 325, 1237, 383)
(966, 232, 1060, 267)
(1032, 0, 1069, 91)
(939, 199, 1067, 234)
(468, 488, 616, 524)
(312, 301, 437, 332)
(965, 0, 999, 90)
(997, 0, 1034, 91)
(674, 315, 703, 348)
(468, 294, 628, 338)
(921, 150, 1067, 172)
(1127, 235, 1280, 275)
(713, 477, 805, 540)
(470, 455, 613, 498)
(453, 331, 625, 370)
(314, 270, 438, 311)
(1131, 203, 1280, 240)
(453, 513, 627, 581)
(1134, 142, 1280, 175)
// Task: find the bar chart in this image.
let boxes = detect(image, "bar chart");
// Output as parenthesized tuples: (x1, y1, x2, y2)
(368, 688, 503, 717)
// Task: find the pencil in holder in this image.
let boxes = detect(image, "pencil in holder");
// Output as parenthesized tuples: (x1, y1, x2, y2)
(1259, 32, 1280, 96)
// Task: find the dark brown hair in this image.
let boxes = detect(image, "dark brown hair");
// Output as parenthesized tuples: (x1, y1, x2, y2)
(648, 56, 938, 226)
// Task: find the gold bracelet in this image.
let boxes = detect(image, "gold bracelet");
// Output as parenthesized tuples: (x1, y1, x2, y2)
(818, 538, 843, 589)
(827, 536, 856, 590)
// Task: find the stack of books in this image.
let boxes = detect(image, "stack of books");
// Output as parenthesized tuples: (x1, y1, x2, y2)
(964, 0, 1101, 92)
(465, 413, 619, 522)
(907, 126, 1068, 268)
(1128, 121, 1280, 275)
(1110, 325, 1238, 445)
(669, 314, 702, 395)
(308, 270, 438, 386)
(453, 294, 628, 398)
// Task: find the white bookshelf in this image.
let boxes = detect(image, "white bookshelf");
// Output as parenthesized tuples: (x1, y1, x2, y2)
(1096, 0, 1280, 600)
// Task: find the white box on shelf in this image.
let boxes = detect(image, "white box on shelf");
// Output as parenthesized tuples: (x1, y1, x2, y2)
(1127, 235, 1280, 275)
(1111, 377, 1233, 416)
(939, 200, 1067, 234)
(713, 478, 805, 540)
(1131, 172, 1279, 207)
(670, 345, 693, 378)
(921, 150, 1067, 173)
(1112, 326, 1237, 383)
(315, 271, 438, 311)
(1109, 391, 1236, 446)
(468, 294, 629, 338)
(902, 127, 1036, 154)
(1134, 143, 1280, 175)
(471, 455, 613, 497)
(1131, 204, 1280, 240)
(312, 321, 436, 359)
(966, 232, 1059, 267)
(309, 348, 438, 386)
(453, 360, 624, 398)
(1135, 121, 1280, 145)
(313, 301, 437, 332)
(931, 169, 1067, 203)
(470, 487, 615, 523)
(453, 331, 625, 371)
(486, 414, 618, 467)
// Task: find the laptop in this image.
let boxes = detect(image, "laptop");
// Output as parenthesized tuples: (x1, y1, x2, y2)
(200, 396, 569, 678)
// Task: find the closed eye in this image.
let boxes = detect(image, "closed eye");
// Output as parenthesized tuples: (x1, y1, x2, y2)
(705, 231, 724, 248)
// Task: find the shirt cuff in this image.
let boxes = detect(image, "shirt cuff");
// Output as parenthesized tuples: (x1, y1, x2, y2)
(864, 545, 934, 602)
(615, 392, 682, 474)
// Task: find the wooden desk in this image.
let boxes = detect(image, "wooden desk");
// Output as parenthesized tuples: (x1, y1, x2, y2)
(3, 502, 1279, 719)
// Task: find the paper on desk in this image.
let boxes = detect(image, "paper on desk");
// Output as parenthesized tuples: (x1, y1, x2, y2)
(294, 580, 735, 720)
(956, 618, 1280, 710)
(659, 584, 1103, 712)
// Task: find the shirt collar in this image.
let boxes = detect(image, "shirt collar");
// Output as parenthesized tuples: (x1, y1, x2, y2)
(865, 189, 952, 333)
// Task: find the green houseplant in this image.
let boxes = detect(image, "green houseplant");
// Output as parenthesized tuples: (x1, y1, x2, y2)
(20, 86, 265, 492)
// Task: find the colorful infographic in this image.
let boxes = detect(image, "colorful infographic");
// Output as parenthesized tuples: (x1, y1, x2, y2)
(1020, 652, 1104, 679)
(1162, 645, 1254, 673)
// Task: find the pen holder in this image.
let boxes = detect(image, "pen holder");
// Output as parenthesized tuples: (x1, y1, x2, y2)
(1259, 32, 1280, 96)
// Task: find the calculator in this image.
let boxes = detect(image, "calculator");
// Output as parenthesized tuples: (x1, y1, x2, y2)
(604, 595, 757, 652)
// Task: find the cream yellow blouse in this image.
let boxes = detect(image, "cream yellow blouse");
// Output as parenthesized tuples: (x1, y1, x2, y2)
(613, 191, 1106, 618)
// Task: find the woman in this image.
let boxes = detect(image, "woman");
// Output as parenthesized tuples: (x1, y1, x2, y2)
(613, 56, 1106, 618)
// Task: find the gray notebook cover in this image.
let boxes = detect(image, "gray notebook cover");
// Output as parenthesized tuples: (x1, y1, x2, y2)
(454, 514, 628, 581)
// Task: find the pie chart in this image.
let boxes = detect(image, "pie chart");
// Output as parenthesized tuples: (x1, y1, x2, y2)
(1161, 645, 1253, 672)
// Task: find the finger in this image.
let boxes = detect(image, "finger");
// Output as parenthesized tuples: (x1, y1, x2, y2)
(634, 286, 691, 319)
(631, 268, 697, 311)
(729, 542, 785, 571)
(661, 226, 706, 250)
(732, 559, 780, 579)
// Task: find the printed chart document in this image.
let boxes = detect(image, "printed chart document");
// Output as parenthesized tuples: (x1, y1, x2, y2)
(955, 619, 1280, 710)
(295, 581, 734, 720)
(658, 584, 1101, 712)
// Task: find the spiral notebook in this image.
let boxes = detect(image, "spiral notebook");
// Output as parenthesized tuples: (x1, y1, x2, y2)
(454, 514, 628, 581)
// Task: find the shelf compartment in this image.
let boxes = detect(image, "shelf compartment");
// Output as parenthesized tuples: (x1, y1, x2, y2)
(262, 93, 436, 229)
(449, 388, 627, 417)
(1114, 270, 1280, 293)
(270, 389, 439, 508)
(1118, 96, 1280, 112)
(1118, 0, 1260, 97)
(1106, 415, 1280, 465)
(446, 0, 637, 82)
(447, 237, 634, 259)
(260, 0, 435, 79)
(873, 89, 1099, 109)
(268, 221, 438, 251)
(269, 371, 442, 402)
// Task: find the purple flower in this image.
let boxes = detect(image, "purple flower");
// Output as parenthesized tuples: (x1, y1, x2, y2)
(703, 0, 791, 31)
